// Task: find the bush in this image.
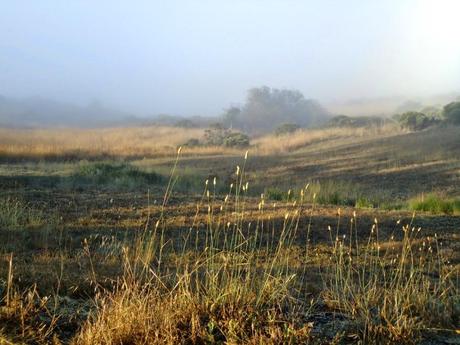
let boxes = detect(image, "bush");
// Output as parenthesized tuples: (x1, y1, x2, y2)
(204, 123, 229, 146)
(204, 124, 250, 148)
(443, 102, 460, 124)
(327, 115, 385, 128)
(274, 123, 300, 136)
(397, 111, 435, 131)
(223, 132, 250, 147)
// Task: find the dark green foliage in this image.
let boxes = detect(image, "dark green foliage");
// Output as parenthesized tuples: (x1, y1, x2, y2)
(327, 115, 385, 128)
(74, 162, 163, 188)
(204, 124, 249, 147)
(274, 123, 300, 136)
(443, 102, 460, 124)
(223, 132, 250, 147)
(397, 111, 436, 131)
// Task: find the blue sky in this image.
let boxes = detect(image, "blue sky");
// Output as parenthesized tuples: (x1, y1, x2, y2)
(1, 0, 459, 115)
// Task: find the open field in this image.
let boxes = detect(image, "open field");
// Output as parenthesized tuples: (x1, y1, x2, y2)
(0, 124, 459, 344)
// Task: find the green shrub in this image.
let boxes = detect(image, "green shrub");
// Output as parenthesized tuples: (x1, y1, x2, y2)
(204, 124, 250, 147)
(204, 123, 228, 146)
(327, 115, 385, 128)
(223, 132, 250, 147)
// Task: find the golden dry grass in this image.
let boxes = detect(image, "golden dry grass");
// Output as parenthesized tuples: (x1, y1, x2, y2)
(252, 124, 403, 155)
(0, 126, 238, 160)
(0, 162, 459, 344)
(0, 124, 405, 161)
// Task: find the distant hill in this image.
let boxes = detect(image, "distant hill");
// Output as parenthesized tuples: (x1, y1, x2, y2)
(0, 95, 136, 128)
(326, 93, 460, 117)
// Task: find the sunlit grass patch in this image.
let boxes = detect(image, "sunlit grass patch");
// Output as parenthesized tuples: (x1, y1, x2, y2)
(409, 193, 460, 215)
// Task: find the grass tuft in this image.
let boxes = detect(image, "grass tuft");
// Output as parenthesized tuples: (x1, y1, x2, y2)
(409, 193, 460, 215)
(72, 162, 163, 189)
(0, 198, 46, 230)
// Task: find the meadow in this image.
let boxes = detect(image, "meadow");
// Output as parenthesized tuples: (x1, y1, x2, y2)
(0, 124, 459, 344)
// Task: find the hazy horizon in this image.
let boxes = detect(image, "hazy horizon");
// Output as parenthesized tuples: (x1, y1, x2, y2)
(1, 0, 459, 117)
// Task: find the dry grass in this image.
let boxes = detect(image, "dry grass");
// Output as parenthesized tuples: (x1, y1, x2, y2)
(68, 158, 458, 344)
(252, 124, 402, 155)
(0, 124, 405, 161)
(0, 126, 238, 160)
(1, 136, 459, 344)
(322, 217, 459, 343)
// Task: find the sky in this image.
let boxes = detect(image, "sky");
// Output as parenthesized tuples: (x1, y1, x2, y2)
(1, 0, 459, 116)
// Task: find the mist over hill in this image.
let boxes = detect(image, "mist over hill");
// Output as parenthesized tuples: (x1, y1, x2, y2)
(326, 93, 460, 117)
(1, 90, 458, 131)
(0, 95, 137, 128)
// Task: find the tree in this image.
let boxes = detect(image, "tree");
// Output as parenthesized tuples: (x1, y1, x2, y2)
(397, 111, 433, 131)
(420, 106, 442, 119)
(443, 102, 460, 124)
(222, 107, 241, 129)
(224, 86, 328, 133)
